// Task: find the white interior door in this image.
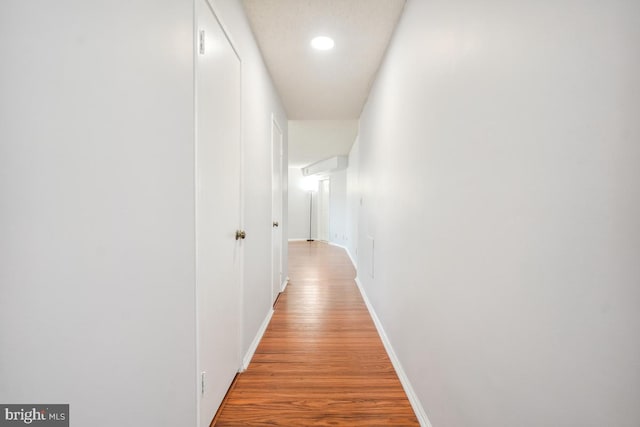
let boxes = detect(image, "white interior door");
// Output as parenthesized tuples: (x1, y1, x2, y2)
(196, 1, 242, 425)
(271, 117, 283, 304)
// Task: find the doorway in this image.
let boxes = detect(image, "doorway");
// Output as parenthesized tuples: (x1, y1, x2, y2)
(195, 1, 243, 425)
(271, 116, 284, 305)
(317, 178, 330, 242)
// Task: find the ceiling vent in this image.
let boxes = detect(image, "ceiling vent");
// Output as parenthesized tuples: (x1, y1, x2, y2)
(301, 156, 348, 176)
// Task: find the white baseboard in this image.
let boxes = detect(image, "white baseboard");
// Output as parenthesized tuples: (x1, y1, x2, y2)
(288, 238, 309, 242)
(280, 277, 289, 292)
(328, 242, 358, 269)
(241, 307, 274, 371)
(354, 277, 432, 427)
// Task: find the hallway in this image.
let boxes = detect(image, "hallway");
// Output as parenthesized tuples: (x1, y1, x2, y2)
(213, 241, 419, 426)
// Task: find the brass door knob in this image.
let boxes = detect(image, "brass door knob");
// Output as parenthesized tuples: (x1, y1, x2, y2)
(273, 221, 279, 228)
(235, 230, 246, 240)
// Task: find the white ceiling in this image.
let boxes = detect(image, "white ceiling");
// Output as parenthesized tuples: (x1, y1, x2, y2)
(288, 120, 359, 168)
(242, 0, 406, 120)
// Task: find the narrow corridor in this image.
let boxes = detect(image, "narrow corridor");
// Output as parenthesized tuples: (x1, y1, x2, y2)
(213, 241, 419, 426)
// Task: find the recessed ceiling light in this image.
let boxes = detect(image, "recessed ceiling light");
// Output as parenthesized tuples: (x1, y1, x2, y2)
(310, 36, 335, 51)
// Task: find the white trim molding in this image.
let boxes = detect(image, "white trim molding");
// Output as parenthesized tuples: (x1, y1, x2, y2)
(354, 277, 433, 427)
(241, 307, 274, 371)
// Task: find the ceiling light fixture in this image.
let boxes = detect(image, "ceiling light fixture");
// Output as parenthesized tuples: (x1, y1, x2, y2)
(310, 36, 335, 51)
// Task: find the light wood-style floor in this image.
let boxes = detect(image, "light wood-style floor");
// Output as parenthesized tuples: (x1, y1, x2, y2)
(212, 241, 419, 426)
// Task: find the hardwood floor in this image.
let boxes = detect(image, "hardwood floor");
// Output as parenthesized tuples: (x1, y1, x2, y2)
(212, 241, 419, 426)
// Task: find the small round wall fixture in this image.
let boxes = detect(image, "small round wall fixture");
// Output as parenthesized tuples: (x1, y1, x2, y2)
(310, 36, 335, 51)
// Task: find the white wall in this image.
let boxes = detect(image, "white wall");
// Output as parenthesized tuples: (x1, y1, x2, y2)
(358, 1, 640, 426)
(0, 1, 196, 426)
(329, 170, 348, 247)
(212, 0, 289, 358)
(345, 138, 360, 265)
(288, 167, 314, 240)
(0, 1, 287, 425)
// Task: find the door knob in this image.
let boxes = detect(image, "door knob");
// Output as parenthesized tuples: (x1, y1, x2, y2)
(273, 221, 279, 228)
(235, 230, 246, 240)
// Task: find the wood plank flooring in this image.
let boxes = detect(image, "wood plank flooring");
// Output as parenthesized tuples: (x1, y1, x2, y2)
(212, 241, 419, 426)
